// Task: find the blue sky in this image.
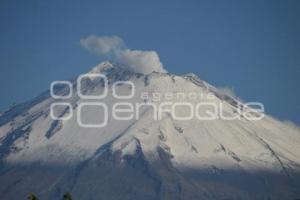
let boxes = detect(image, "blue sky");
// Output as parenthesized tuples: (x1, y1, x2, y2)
(0, 0, 299, 124)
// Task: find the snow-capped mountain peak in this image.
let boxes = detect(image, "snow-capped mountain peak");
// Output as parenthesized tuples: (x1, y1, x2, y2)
(0, 61, 300, 200)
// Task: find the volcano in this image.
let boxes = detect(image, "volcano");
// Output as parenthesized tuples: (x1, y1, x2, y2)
(0, 61, 300, 200)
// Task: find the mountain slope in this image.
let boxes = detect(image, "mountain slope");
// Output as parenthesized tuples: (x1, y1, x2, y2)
(0, 61, 300, 200)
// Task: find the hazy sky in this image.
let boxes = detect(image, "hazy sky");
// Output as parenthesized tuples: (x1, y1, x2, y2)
(0, 0, 299, 124)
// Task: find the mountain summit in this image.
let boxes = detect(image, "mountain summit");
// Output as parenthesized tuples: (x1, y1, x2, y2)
(0, 61, 300, 200)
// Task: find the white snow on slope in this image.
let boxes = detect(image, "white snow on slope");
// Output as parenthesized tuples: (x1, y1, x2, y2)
(0, 62, 299, 170)
(0, 61, 300, 200)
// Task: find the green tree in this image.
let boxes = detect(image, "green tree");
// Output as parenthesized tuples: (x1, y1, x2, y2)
(63, 192, 72, 200)
(27, 193, 38, 200)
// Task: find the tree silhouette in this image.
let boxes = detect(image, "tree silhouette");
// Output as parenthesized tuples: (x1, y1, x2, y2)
(63, 192, 72, 200)
(27, 193, 38, 200)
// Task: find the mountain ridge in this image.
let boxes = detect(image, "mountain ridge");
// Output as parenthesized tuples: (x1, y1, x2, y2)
(0, 61, 300, 200)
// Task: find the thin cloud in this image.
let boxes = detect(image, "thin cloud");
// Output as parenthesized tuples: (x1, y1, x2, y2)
(217, 87, 237, 99)
(80, 35, 124, 55)
(80, 35, 166, 74)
